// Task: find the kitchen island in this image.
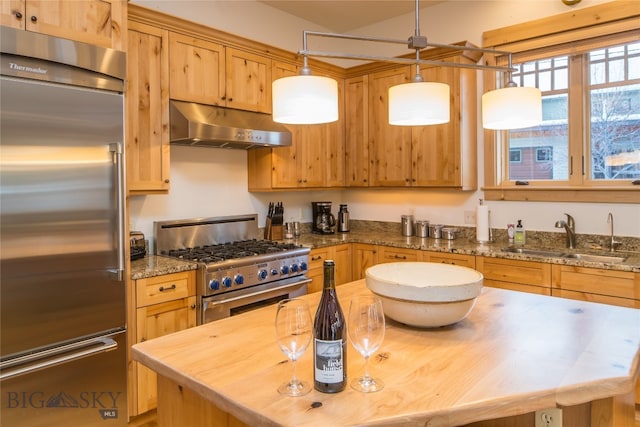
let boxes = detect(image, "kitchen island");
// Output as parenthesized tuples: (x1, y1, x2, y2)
(132, 279, 640, 427)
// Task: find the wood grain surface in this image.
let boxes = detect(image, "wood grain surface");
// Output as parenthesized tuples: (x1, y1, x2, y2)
(132, 279, 640, 426)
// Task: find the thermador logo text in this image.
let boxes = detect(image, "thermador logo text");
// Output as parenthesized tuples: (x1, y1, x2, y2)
(9, 62, 47, 74)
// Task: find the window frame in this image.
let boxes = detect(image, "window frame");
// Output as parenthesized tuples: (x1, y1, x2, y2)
(481, 1, 640, 203)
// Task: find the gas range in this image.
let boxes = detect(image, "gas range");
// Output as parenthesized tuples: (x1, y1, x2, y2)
(154, 215, 310, 323)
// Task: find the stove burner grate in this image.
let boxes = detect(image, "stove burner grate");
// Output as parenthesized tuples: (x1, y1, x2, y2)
(163, 239, 303, 263)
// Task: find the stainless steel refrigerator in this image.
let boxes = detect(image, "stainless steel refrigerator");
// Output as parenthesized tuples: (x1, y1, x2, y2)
(0, 27, 127, 426)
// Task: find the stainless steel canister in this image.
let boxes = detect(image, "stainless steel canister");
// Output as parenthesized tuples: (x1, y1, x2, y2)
(401, 215, 414, 236)
(441, 227, 458, 240)
(429, 224, 444, 239)
(414, 220, 429, 238)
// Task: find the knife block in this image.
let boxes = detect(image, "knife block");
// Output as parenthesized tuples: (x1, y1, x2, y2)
(269, 225, 283, 241)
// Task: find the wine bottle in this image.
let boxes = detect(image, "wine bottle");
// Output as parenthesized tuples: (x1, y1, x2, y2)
(313, 260, 347, 393)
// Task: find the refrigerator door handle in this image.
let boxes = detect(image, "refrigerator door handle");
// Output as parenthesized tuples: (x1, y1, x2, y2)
(0, 336, 118, 381)
(110, 142, 126, 282)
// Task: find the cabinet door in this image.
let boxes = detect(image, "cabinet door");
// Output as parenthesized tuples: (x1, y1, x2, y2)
(324, 77, 346, 188)
(169, 32, 225, 105)
(412, 56, 477, 189)
(21, 0, 125, 49)
(225, 47, 271, 113)
(135, 296, 197, 414)
(352, 243, 378, 280)
(345, 75, 369, 187)
(126, 21, 170, 194)
(333, 243, 352, 286)
(369, 66, 412, 187)
(1, 1, 26, 29)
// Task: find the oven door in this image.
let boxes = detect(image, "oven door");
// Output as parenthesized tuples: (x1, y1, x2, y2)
(201, 277, 310, 324)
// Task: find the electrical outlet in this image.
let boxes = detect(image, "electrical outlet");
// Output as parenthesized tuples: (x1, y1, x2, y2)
(535, 408, 563, 427)
(464, 210, 476, 225)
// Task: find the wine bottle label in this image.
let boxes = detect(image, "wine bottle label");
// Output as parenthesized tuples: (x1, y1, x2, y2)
(314, 338, 344, 383)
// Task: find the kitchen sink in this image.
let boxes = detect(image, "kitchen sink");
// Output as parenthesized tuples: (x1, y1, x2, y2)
(501, 247, 627, 264)
(501, 247, 565, 258)
(561, 253, 627, 264)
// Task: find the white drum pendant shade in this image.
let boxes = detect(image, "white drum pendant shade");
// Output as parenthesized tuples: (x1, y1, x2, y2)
(272, 75, 339, 124)
(388, 82, 450, 126)
(482, 86, 542, 130)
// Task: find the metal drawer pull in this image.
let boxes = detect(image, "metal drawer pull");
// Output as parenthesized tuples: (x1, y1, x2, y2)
(159, 284, 177, 292)
(394, 255, 407, 259)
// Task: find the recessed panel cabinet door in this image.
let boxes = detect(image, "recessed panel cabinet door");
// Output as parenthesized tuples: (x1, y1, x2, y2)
(225, 47, 271, 113)
(369, 66, 412, 186)
(169, 32, 225, 105)
(4, 0, 125, 49)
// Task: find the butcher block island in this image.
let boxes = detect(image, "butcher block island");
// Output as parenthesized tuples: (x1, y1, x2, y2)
(132, 279, 640, 427)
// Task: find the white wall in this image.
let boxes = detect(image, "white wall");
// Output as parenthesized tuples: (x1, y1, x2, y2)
(129, 0, 639, 244)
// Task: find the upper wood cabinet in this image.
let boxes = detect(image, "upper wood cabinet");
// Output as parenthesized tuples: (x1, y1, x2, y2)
(126, 20, 170, 194)
(247, 62, 345, 190)
(367, 52, 478, 189)
(1, 0, 126, 50)
(345, 75, 370, 187)
(168, 33, 272, 113)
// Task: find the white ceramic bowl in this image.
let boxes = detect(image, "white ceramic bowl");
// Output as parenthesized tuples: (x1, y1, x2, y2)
(365, 262, 483, 328)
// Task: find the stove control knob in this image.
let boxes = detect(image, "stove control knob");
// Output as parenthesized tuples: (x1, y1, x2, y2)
(270, 268, 279, 276)
(209, 279, 220, 291)
(222, 276, 232, 288)
(258, 269, 268, 280)
(281, 265, 290, 275)
(290, 264, 299, 273)
(299, 261, 308, 271)
(234, 274, 244, 285)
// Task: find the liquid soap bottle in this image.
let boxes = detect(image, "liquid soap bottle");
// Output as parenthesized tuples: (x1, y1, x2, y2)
(514, 219, 526, 245)
(313, 260, 347, 393)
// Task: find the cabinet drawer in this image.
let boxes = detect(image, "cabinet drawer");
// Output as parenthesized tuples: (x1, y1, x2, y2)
(378, 246, 422, 263)
(476, 257, 551, 287)
(309, 247, 331, 270)
(551, 265, 639, 302)
(425, 252, 476, 268)
(136, 271, 194, 307)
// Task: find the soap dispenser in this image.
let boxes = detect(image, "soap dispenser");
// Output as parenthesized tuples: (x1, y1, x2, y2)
(514, 220, 526, 245)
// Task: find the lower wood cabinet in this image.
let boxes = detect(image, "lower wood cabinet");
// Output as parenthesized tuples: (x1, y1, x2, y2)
(424, 252, 476, 268)
(351, 243, 379, 280)
(476, 256, 551, 296)
(307, 244, 352, 293)
(378, 246, 423, 263)
(129, 270, 196, 416)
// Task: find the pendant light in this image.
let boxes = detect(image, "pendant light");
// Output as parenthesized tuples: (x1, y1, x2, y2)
(272, 59, 339, 125)
(272, 0, 541, 129)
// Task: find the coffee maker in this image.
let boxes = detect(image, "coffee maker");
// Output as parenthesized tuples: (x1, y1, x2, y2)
(312, 202, 336, 234)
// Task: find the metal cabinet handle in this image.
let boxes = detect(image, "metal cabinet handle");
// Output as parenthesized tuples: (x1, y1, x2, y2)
(394, 255, 407, 259)
(30, 15, 37, 22)
(311, 255, 323, 261)
(14, 11, 22, 19)
(159, 284, 177, 292)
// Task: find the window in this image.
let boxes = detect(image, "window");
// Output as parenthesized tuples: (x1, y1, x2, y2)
(482, 4, 640, 203)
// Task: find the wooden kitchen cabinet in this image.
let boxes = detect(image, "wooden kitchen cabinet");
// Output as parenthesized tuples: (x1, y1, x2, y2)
(169, 33, 272, 113)
(1, 0, 126, 50)
(307, 244, 352, 293)
(345, 75, 370, 187)
(247, 62, 345, 190)
(476, 256, 552, 296)
(378, 246, 423, 263)
(351, 243, 378, 280)
(130, 270, 196, 416)
(424, 252, 476, 268)
(126, 19, 170, 194)
(368, 46, 479, 189)
(551, 264, 640, 308)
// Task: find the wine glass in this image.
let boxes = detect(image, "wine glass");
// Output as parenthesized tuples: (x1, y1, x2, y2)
(348, 295, 385, 392)
(275, 298, 313, 396)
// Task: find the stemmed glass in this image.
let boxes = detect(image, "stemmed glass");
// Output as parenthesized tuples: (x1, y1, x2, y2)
(275, 298, 312, 396)
(348, 295, 385, 393)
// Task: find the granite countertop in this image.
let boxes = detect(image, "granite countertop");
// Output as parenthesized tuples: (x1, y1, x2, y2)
(130, 255, 198, 280)
(130, 224, 640, 280)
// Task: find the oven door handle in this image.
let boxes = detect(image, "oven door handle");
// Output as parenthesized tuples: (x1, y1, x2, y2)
(208, 278, 311, 306)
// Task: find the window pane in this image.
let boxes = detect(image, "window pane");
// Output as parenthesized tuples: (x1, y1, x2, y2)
(508, 57, 569, 181)
(589, 83, 640, 180)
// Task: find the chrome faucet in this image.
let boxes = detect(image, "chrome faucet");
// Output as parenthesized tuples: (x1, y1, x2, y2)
(607, 212, 620, 252)
(555, 213, 576, 249)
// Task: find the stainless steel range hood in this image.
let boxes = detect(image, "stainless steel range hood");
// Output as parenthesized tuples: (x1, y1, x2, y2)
(169, 100, 292, 149)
